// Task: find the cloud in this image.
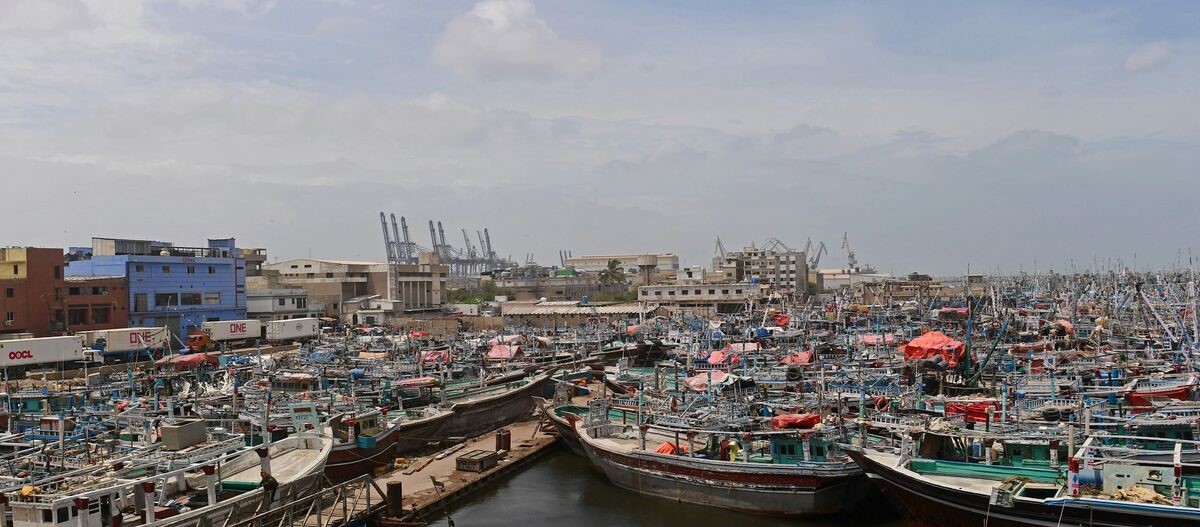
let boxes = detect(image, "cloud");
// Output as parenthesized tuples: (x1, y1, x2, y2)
(1123, 40, 1171, 73)
(313, 13, 367, 35)
(432, 0, 601, 81)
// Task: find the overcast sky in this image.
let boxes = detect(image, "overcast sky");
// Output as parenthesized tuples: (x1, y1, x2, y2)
(2, 0, 1197, 275)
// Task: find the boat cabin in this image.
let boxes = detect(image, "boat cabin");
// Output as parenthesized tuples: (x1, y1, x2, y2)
(330, 411, 383, 447)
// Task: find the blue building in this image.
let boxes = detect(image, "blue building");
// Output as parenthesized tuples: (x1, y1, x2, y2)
(66, 237, 247, 344)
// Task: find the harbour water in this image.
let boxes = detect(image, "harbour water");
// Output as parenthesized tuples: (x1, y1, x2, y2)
(427, 447, 910, 527)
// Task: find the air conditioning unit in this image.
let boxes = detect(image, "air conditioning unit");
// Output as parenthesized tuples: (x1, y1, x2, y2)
(3, 321, 12, 327)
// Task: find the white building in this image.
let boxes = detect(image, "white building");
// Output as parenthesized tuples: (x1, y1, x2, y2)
(564, 253, 680, 273)
(247, 288, 323, 321)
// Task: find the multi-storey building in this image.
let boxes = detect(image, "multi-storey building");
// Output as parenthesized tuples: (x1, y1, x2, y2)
(65, 237, 247, 340)
(0, 247, 66, 337)
(265, 252, 446, 319)
(714, 246, 809, 294)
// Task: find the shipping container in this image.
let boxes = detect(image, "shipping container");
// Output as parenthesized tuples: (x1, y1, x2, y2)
(266, 318, 320, 342)
(202, 319, 264, 341)
(0, 336, 88, 368)
(82, 327, 171, 353)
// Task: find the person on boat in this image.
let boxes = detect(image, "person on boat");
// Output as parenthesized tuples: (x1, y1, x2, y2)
(260, 470, 279, 503)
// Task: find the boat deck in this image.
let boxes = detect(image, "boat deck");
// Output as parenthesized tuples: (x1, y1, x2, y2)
(226, 448, 324, 485)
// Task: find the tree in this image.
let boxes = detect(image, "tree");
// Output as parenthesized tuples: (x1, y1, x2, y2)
(599, 259, 625, 286)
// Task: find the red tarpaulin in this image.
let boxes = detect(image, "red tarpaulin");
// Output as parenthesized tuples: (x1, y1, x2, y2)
(1125, 386, 1193, 406)
(772, 313, 791, 327)
(158, 353, 219, 369)
(770, 413, 821, 430)
(901, 331, 966, 367)
(655, 442, 687, 454)
(944, 401, 998, 423)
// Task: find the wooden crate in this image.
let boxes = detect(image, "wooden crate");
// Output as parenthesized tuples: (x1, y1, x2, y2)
(456, 449, 498, 472)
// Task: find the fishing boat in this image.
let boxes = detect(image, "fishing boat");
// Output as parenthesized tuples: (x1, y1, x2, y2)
(574, 399, 867, 517)
(845, 433, 1200, 527)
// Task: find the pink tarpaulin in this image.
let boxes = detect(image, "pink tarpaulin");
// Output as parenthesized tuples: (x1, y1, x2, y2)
(684, 370, 728, 392)
(857, 333, 896, 346)
(901, 331, 966, 367)
(705, 351, 729, 364)
(421, 349, 452, 364)
(723, 342, 761, 353)
(488, 335, 523, 345)
(770, 413, 820, 430)
(782, 350, 814, 365)
(487, 344, 522, 360)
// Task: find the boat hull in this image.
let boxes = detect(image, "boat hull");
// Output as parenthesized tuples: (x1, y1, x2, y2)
(323, 425, 403, 483)
(439, 374, 554, 440)
(579, 428, 866, 517)
(847, 448, 1198, 527)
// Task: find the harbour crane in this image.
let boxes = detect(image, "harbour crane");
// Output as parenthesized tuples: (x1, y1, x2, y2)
(380, 212, 397, 263)
(809, 241, 827, 268)
(842, 232, 858, 270)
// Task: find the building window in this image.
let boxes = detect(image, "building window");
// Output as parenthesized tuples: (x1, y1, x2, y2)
(135, 264, 144, 272)
(708, 289, 715, 295)
(10, 265, 16, 274)
(53, 266, 61, 279)
(68, 287, 81, 296)
(154, 293, 179, 307)
(67, 307, 88, 326)
(204, 292, 221, 304)
(278, 298, 286, 306)
(181, 293, 202, 305)
(325, 272, 333, 278)
(134, 293, 148, 312)
(680, 290, 688, 295)
(4, 288, 12, 298)
(91, 305, 110, 324)
(92, 287, 106, 295)
(4, 312, 13, 323)
(161, 265, 170, 273)
(296, 298, 307, 309)
(640, 290, 648, 296)
(735, 289, 743, 294)
(187, 265, 195, 274)
(304, 264, 312, 268)
(722, 290, 729, 295)
(654, 291, 662, 296)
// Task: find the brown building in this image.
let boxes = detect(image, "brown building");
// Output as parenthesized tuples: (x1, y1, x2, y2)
(0, 247, 67, 338)
(63, 276, 129, 333)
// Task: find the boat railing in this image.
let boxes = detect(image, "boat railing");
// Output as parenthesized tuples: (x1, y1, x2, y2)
(159, 436, 246, 464)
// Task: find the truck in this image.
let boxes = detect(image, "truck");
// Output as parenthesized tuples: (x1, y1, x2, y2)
(186, 319, 263, 352)
(79, 327, 172, 361)
(266, 318, 320, 343)
(0, 336, 100, 370)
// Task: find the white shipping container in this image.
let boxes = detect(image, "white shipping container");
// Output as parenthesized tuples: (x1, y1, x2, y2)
(266, 318, 320, 341)
(202, 320, 263, 341)
(0, 336, 85, 368)
(93, 327, 171, 352)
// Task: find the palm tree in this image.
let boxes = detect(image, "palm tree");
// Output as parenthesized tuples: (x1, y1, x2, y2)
(599, 259, 624, 286)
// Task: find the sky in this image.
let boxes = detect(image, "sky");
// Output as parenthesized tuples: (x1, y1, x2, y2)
(1, 0, 1198, 275)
